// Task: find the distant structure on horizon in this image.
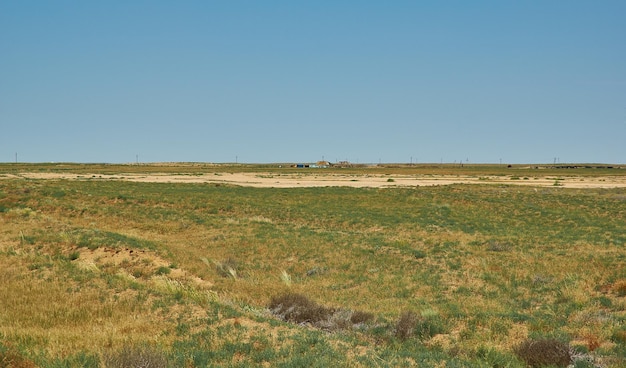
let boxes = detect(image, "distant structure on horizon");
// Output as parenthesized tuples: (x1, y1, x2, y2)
(291, 160, 333, 168)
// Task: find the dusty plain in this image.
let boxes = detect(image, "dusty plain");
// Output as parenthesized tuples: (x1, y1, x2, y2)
(2, 163, 626, 189)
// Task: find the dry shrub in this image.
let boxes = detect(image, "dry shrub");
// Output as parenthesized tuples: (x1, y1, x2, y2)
(269, 293, 373, 331)
(393, 310, 445, 341)
(395, 311, 418, 340)
(103, 346, 167, 368)
(613, 280, 626, 297)
(582, 333, 601, 352)
(350, 310, 374, 325)
(318, 309, 354, 331)
(487, 240, 511, 252)
(514, 338, 571, 368)
(269, 293, 333, 324)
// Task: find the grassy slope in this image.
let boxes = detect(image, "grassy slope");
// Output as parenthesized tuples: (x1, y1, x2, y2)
(0, 165, 625, 367)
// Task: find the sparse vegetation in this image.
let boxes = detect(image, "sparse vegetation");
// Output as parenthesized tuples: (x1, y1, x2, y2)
(103, 346, 168, 368)
(0, 163, 625, 367)
(514, 338, 572, 368)
(0, 342, 37, 368)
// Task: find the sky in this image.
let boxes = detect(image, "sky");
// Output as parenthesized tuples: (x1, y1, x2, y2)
(1, 1, 625, 164)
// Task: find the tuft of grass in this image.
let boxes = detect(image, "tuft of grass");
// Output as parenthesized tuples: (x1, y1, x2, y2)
(514, 338, 571, 368)
(412, 249, 427, 259)
(68, 251, 80, 261)
(0, 343, 36, 368)
(214, 257, 239, 279)
(103, 345, 168, 368)
(201, 257, 240, 279)
(611, 328, 626, 344)
(280, 270, 292, 286)
(155, 266, 171, 275)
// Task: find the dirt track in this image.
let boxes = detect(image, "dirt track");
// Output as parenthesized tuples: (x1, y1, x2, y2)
(3, 172, 626, 189)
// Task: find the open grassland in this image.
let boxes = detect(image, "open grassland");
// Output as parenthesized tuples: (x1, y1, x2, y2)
(0, 164, 625, 367)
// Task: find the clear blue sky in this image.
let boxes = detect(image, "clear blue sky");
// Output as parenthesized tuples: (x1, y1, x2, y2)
(1, 1, 624, 164)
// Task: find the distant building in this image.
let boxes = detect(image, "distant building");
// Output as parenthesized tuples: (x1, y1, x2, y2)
(291, 161, 331, 168)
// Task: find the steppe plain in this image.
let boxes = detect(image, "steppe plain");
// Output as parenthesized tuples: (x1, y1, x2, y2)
(1, 163, 625, 367)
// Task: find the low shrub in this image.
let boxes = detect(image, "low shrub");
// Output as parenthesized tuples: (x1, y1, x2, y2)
(269, 293, 374, 332)
(269, 293, 333, 325)
(394, 310, 445, 341)
(514, 338, 571, 368)
(395, 311, 418, 340)
(350, 310, 374, 325)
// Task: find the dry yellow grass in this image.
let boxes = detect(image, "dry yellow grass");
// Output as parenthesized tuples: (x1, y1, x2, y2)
(1, 164, 625, 366)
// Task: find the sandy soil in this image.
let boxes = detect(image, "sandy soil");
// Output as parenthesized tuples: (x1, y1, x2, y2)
(3, 172, 626, 189)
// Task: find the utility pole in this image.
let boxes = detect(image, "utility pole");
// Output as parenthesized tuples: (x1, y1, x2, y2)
(15, 152, 17, 163)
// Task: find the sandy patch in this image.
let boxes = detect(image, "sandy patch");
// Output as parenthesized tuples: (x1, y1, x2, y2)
(2, 172, 626, 189)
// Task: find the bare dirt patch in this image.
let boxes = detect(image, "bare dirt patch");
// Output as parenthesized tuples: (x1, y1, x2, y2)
(4, 171, 626, 189)
(72, 245, 213, 289)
